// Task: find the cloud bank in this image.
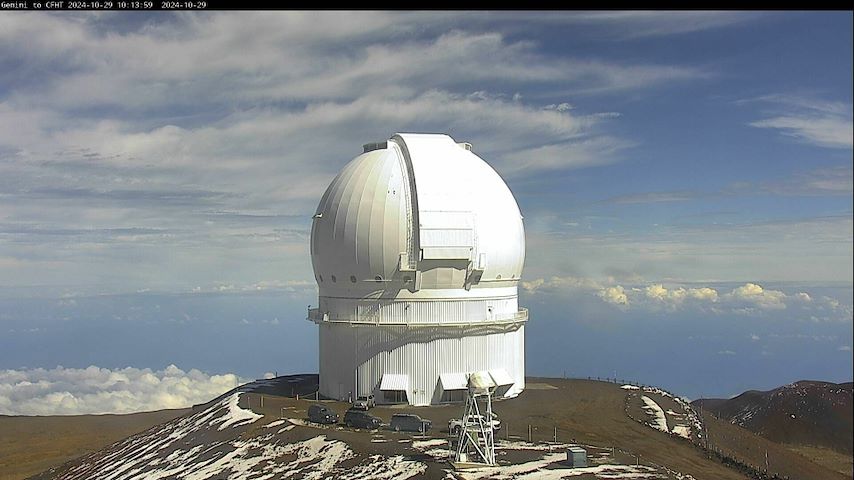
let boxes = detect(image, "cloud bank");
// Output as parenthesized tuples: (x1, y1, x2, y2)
(0, 365, 244, 415)
(523, 276, 852, 320)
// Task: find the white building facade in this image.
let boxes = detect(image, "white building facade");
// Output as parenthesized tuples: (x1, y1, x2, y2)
(308, 133, 527, 406)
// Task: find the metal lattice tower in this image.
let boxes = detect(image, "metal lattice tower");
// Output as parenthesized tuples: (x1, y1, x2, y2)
(453, 371, 496, 467)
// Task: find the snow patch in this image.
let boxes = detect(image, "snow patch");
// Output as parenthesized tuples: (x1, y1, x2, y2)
(337, 454, 427, 480)
(212, 393, 263, 431)
(412, 438, 447, 449)
(458, 451, 667, 480)
(641, 396, 669, 432)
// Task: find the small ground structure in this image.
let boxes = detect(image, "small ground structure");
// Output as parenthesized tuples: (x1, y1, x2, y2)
(566, 446, 588, 467)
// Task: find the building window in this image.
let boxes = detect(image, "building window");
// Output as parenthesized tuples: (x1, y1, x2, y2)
(441, 390, 466, 403)
(383, 390, 407, 404)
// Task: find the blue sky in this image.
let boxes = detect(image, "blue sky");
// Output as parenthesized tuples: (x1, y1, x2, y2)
(0, 12, 851, 413)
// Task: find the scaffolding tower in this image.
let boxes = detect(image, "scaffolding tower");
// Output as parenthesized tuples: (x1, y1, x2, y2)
(452, 371, 497, 468)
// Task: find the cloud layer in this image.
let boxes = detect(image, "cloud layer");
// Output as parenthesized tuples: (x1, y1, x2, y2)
(0, 365, 244, 415)
(523, 276, 852, 320)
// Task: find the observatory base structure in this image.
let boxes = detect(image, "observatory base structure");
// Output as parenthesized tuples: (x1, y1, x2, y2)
(312, 302, 526, 406)
(308, 133, 528, 406)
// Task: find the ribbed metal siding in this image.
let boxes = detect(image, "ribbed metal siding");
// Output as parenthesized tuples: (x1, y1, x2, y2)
(318, 323, 525, 406)
(320, 296, 518, 324)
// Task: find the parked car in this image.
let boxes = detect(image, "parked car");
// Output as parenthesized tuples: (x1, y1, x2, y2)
(307, 404, 338, 424)
(449, 412, 501, 435)
(352, 394, 376, 410)
(343, 408, 383, 429)
(389, 413, 432, 433)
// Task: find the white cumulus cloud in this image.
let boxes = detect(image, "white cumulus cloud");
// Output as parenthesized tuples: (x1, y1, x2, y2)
(598, 285, 629, 306)
(725, 283, 787, 310)
(521, 276, 850, 319)
(0, 365, 245, 416)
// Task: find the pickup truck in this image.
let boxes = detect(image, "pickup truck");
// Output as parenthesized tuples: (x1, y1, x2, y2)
(351, 394, 376, 410)
(449, 413, 501, 435)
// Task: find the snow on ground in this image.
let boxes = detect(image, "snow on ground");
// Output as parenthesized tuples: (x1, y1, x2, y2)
(496, 440, 570, 452)
(412, 438, 448, 449)
(55, 384, 686, 480)
(641, 386, 673, 398)
(641, 396, 669, 433)
(56, 390, 432, 480)
(442, 439, 673, 479)
(61, 393, 263, 480)
(621, 385, 640, 390)
(336, 455, 427, 480)
(212, 393, 263, 431)
(263, 419, 286, 428)
(672, 398, 703, 440)
(286, 417, 344, 431)
(412, 438, 450, 461)
(664, 409, 692, 439)
(456, 452, 667, 480)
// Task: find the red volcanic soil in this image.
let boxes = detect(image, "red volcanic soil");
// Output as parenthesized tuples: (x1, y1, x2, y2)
(694, 380, 853, 455)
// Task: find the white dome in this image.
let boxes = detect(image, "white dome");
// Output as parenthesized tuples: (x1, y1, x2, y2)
(310, 133, 524, 296)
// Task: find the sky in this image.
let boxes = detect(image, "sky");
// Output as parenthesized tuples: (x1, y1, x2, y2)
(0, 11, 851, 414)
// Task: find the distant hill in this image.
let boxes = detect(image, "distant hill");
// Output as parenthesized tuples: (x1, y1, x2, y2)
(0, 408, 188, 480)
(693, 380, 853, 455)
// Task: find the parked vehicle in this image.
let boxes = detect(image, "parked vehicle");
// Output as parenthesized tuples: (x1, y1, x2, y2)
(352, 394, 376, 410)
(307, 404, 338, 424)
(389, 413, 432, 433)
(343, 408, 383, 429)
(449, 412, 501, 435)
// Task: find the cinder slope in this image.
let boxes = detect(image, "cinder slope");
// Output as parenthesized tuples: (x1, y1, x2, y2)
(694, 380, 853, 454)
(24, 376, 850, 480)
(0, 409, 187, 480)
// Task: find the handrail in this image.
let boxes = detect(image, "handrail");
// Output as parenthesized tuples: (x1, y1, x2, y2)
(307, 307, 528, 327)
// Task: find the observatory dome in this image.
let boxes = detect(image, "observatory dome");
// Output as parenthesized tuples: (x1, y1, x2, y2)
(308, 133, 528, 406)
(311, 133, 525, 296)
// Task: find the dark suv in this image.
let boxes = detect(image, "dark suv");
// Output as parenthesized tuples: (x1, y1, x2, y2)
(307, 404, 338, 424)
(343, 408, 383, 429)
(389, 413, 432, 433)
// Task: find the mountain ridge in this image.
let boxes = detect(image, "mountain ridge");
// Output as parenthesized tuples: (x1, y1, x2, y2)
(693, 380, 853, 455)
